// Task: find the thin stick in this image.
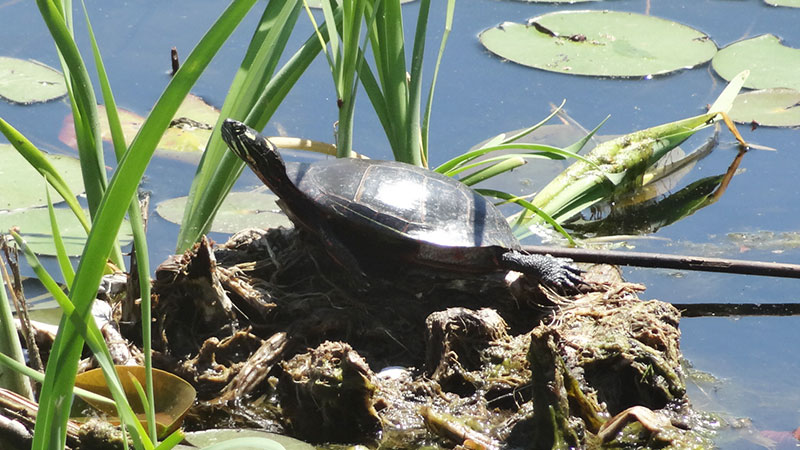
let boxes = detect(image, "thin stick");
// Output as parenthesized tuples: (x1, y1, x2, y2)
(674, 303, 800, 317)
(523, 245, 800, 279)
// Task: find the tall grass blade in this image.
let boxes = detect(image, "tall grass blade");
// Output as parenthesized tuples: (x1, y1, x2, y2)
(406, 0, 431, 166)
(445, 153, 559, 178)
(13, 230, 151, 449)
(176, 8, 334, 252)
(0, 351, 114, 406)
(80, 1, 157, 439)
(367, 0, 409, 161)
(36, 0, 107, 219)
(458, 157, 526, 186)
(37, 0, 129, 269)
(561, 115, 609, 155)
(31, 1, 258, 448)
(0, 118, 90, 234)
(437, 143, 599, 176)
(421, 0, 455, 162)
(475, 189, 575, 244)
(155, 430, 185, 450)
(0, 252, 32, 398)
(45, 183, 75, 287)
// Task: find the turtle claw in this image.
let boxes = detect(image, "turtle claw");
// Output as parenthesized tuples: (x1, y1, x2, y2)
(543, 258, 586, 293)
(501, 251, 585, 293)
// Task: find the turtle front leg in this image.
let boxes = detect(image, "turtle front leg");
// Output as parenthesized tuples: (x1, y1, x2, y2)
(500, 250, 584, 291)
(315, 225, 372, 286)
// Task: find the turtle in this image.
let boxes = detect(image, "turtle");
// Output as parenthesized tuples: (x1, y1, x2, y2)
(220, 119, 583, 290)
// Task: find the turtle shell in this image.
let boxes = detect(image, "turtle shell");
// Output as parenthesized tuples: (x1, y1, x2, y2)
(286, 158, 521, 252)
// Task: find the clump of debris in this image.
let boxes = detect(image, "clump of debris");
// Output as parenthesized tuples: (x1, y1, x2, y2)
(146, 227, 708, 449)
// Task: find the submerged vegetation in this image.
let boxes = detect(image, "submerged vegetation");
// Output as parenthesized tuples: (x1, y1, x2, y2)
(0, 0, 794, 449)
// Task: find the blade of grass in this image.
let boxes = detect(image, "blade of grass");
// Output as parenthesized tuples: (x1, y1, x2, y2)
(12, 230, 151, 449)
(0, 254, 32, 398)
(562, 115, 609, 155)
(335, 0, 368, 157)
(458, 156, 526, 186)
(176, 10, 336, 252)
(405, 0, 431, 166)
(0, 351, 114, 406)
(321, 0, 341, 78)
(531, 115, 714, 225)
(37, 0, 107, 220)
(340, 1, 377, 158)
(446, 153, 559, 178)
(31, 2, 258, 448)
(492, 101, 567, 148)
(475, 189, 575, 245)
(45, 183, 75, 287)
(80, 1, 157, 439)
(175, 0, 313, 252)
(155, 430, 185, 450)
(367, 0, 409, 161)
(37, 0, 128, 269)
(437, 143, 600, 176)
(0, 118, 90, 234)
(420, 0, 455, 163)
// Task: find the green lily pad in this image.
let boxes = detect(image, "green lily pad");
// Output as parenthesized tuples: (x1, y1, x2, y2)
(178, 429, 313, 450)
(478, 11, 717, 77)
(712, 35, 800, 90)
(764, 0, 800, 6)
(0, 144, 85, 211)
(728, 88, 800, 127)
(0, 208, 133, 256)
(156, 190, 291, 234)
(0, 56, 67, 104)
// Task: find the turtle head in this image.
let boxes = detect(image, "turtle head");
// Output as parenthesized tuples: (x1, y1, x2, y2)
(221, 118, 289, 191)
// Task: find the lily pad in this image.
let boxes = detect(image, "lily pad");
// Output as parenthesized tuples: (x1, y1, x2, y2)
(728, 88, 800, 127)
(156, 190, 291, 234)
(75, 366, 196, 438)
(764, 0, 800, 6)
(712, 35, 800, 90)
(0, 144, 85, 211)
(479, 11, 717, 77)
(0, 208, 133, 256)
(58, 94, 219, 152)
(0, 56, 67, 104)
(178, 429, 313, 450)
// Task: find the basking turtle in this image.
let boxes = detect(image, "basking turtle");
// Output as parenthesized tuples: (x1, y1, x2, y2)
(221, 119, 582, 290)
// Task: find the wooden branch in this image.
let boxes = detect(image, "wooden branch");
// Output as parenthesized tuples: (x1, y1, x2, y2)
(673, 303, 800, 317)
(523, 245, 800, 279)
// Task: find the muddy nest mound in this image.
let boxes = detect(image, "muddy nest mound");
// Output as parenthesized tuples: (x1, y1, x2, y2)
(145, 227, 709, 449)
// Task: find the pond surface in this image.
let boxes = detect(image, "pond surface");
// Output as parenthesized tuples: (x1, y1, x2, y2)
(1, 0, 799, 446)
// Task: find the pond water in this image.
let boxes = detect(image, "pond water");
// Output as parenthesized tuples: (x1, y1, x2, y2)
(1, 0, 799, 446)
